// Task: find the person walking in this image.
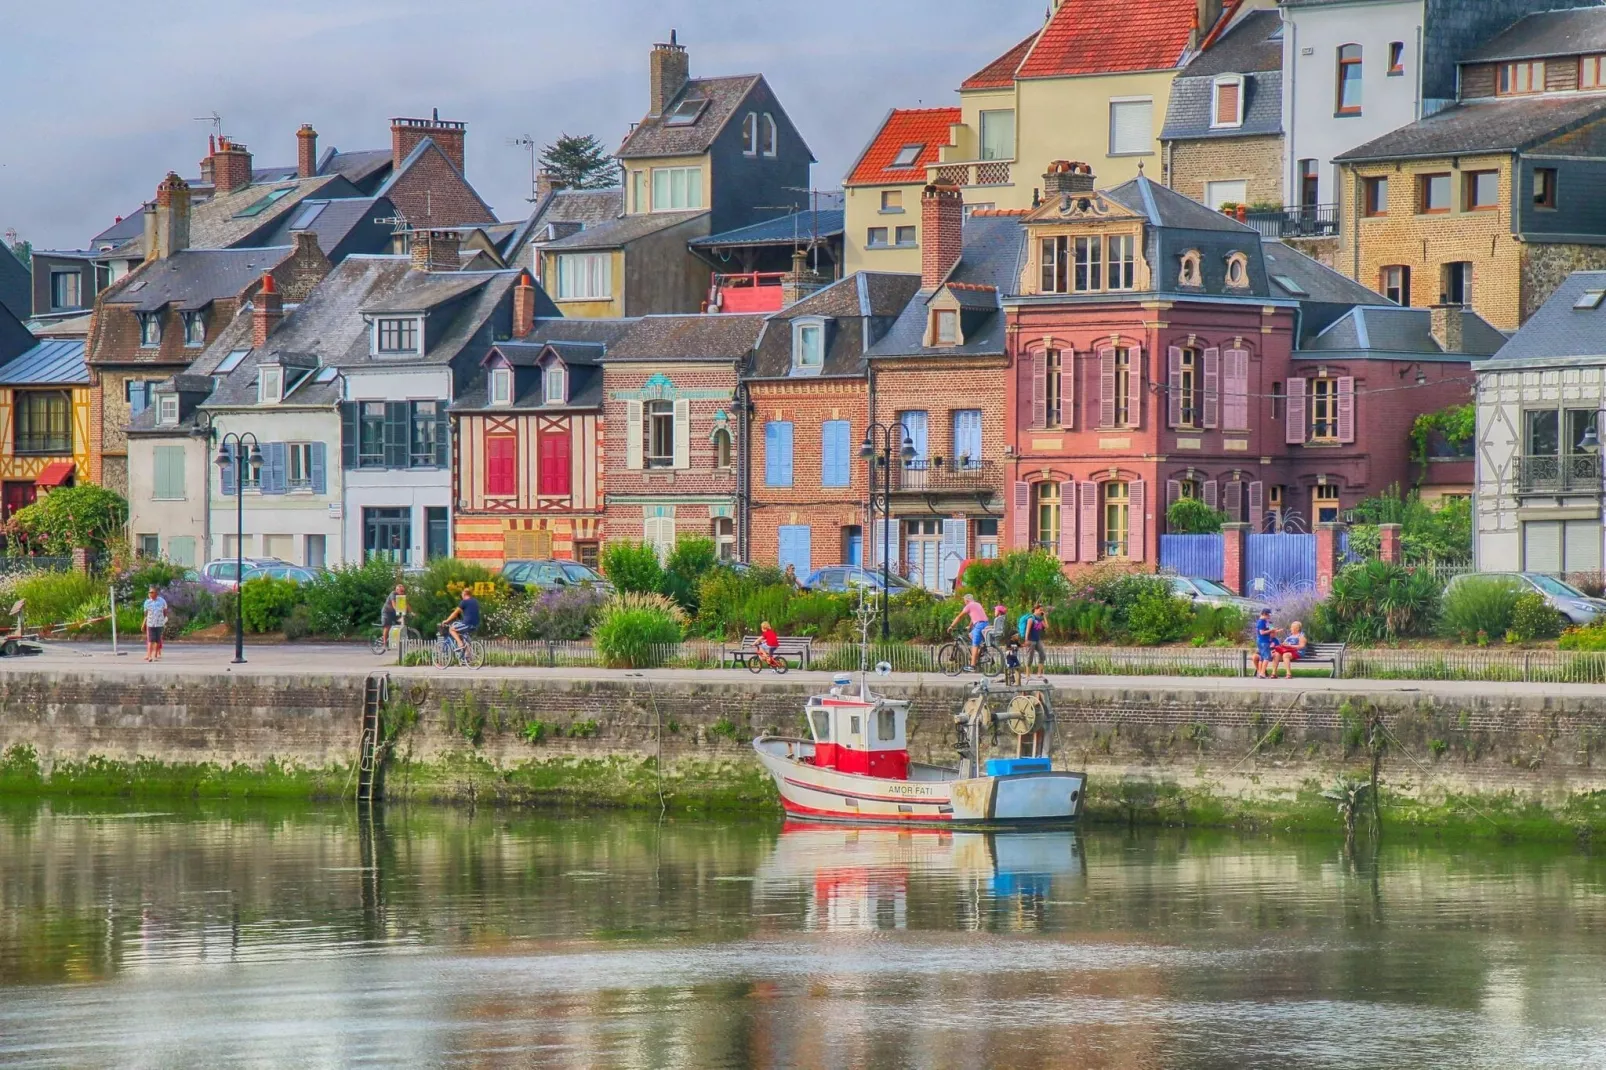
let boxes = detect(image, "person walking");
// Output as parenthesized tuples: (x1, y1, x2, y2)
(948, 594, 991, 673)
(1019, 604, 1049, 680)
(142, 585, 168, 662)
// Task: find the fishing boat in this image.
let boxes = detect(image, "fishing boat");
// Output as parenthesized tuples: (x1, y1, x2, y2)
(752, 674, 1085, 825)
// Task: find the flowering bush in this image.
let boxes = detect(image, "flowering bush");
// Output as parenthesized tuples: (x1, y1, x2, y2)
(593, 592, 687, 668)
(488, 586, 606, 640)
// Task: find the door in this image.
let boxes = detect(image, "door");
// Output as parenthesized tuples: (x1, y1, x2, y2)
(304, 534, 326, 569)
(426, 507, 450, 560)
(843, 525, 863, 567)
(1299, 159, 1318, 208)
(363, 508, 412, 565)
(2, 481, 35, 520)
(905, 518, 941, 591)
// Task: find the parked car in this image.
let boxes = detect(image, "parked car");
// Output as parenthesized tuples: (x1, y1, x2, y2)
(501, 559, 613, 594)
(201, 558, 288, 591)
(802, 565, 923, 597)
(241, 564, 321, 585)
(1444, 571, 1606, 626)
(1166, 575, 1268, 614)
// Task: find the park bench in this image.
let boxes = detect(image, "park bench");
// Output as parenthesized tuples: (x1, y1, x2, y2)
(724, 635, 815, 670)
(1283, 641, 1347, 677)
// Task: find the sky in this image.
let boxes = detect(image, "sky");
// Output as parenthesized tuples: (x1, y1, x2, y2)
(0, 0, 1041, 251)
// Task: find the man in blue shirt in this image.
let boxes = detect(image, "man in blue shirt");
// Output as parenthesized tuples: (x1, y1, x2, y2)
(1253, 608, 1277, 679)
(441, 588, 481, 658)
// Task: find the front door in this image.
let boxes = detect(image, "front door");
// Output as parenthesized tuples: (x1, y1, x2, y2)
(905, 518, 941, 591)
(426, 508, 449, 560)
(363, 507, 412, 565)
(3, 481, 36, 520)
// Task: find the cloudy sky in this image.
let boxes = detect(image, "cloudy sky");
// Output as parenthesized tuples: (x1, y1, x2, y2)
(1, 0, 1040, 250)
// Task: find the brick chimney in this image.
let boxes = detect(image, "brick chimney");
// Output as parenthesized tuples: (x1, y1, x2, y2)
(512, 272, 537, 338)
(535, 168, 565, 202)
(253, 273, 283, 347)
(211, 136, 254, 194)
(141, 201, 157, 263)
(1043, 160, 1096, 196)
(199, 135, 217, 186)
(411, 229, 461, 273)
(297, 124, 318, 178)
(1430, 303, 1465, 353)
(781, 248, 827, 308)
(391, 109, 467, 174)
(649, 30, 691, 118)
(921, 182, 965, 291)
(153, 173, 191, 260)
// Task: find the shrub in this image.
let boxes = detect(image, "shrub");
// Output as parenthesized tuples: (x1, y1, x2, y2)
(10, 570, 98, 628)
(1126, 588, 1195, 645)
(782, 590, 857, 639)
(1560, 620, 1606, 651)
(1056, 598, 1114, 643)
(890, 593, 964, 643)
(403, 558, 503, 637)
(1507, 591, 1563, 643)
(5, 484, 128, 557)
(302, 558, 399, 638)
(960, 551, 1071, 612)
(160, 579, 222, 632)
(662, 537, 719, 612)
(1077, 564, 1172, 632)
(488, 586, 605, 640)
(115, 560, 189, 603)
(282, 603, 316, 641)
(696, 564, 787, 637)
(600, 541, 664, 595)
(1347, 484, 1472, 565)
(1327, 561, 1441, 642)
(1566, 572, 1606, 598)
(1440, 575, 1522, 643)
(240, 576, 300, 633)
(592, 592, 687, 668)
(1190, 604, 1247, 643)
(1166, 497, 1226, 534)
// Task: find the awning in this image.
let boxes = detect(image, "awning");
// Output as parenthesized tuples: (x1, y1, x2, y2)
(34, 462, 75, 488)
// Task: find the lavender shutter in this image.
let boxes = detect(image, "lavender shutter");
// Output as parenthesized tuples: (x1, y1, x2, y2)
(1224, 480, 1242, 520)
(1078, 482, 1098, 561)
(1129, 480, 1147, 562)
(1337, 376, 1356, 443)
(1127, 347, 1143, 429)
(1166, 479, 1181, 512)
(1099, 348, 1116, 429)
(1285, 377, 1307, 445)
(1060, 350, 1075, 428)
(1224, 348, 1250, 431)
(1031, 350, 1047, 429)
(1167, 346, 1184, 428)
(1012, 481, 1030, 549)
(1059, 481, 1078, 562)
(1202, 346, 1220, 429)
(1248, 480, 1264, 530)
(1203, 479, 1219, 511)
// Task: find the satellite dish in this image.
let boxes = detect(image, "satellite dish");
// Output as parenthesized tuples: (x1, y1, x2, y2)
(874, 661, 892, 677)
(8, 600, 22, 616)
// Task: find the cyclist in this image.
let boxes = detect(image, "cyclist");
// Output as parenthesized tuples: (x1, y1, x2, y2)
(947, 593, 991, 673)
(379, 584, 407, 649)
(753, 620, 783, 669)
(440, 587, 480, 659)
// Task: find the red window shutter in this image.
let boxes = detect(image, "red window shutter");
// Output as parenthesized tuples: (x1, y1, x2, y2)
(1030, 350, 1047, 429)
(1129, 480, 1146, 562)
(1099, 348, 1116, 428)
(1203, 479, 1219, 511)
(539, 431, 571, 496)
(1224, 480, 1242, 520)
(1202, 347, 1220, 429)
(1337, 376, 1356, 443)
(1248, 480, 1264, 529)
(1078, 481, 1098, 561)
(1059, 481, 1078, 562)
(1285, 377, 1307, 444)
(1224, 348, 1250, 431)
(1011, 481, 1030, 549)
(1167, 346, 1184, 428)
(1060, 349, 1075, 428)
(486, 435, 516, 496)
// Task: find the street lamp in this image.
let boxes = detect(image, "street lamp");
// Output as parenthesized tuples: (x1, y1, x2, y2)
(860, 422, 916, 641)
(214, 432, 264, 664)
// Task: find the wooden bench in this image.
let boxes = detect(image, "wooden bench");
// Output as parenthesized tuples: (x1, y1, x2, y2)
(724, 635, 815, 670)
(1261, 641, 1346, 676)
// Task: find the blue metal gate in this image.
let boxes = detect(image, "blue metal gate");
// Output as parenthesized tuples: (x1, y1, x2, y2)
(1245, 533, 1316, 596)
(1159, 534, 1224, 581)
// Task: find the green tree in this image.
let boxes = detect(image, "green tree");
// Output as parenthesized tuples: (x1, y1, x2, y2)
(5, 484, 127, 556)
(662, 536, 719, 612)
(539, 134, 617, 191)
(1348, 484, 1471, 564)
(601, 540, 665, 595)
(7, 238, 30, 268)
(1166, 497, 1226, 534)
(959, 550, 1071, 612)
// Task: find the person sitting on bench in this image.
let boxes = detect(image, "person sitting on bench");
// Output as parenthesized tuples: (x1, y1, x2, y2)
(1271, 621, 1308, 679)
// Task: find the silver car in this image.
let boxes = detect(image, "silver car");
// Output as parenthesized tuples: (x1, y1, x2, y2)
(1167, 575, 1268, 614)
(1445, 572, 1606, 625)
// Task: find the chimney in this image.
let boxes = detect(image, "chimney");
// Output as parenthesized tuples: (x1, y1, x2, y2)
(1430, 303, 1465, 353)
(649, 30, 690, 118)
(199, 135, 216, 186)
(921, 182, 965, 291)
(153, 173, 191, 260)
(535, 168, 565, 202)
(390, 109, 467, 173)
(211, 136, 254, 193)
(781, 248, 827, 308)
(1195, 0, 1223, 46)
(411, 228, 462, 273)
(1042, 160, 1096, 196)
(253, 273, 283, 348)
(512, 272, 537, 338)
(141, 201, 157, 263)
(297, 124, 318, 178)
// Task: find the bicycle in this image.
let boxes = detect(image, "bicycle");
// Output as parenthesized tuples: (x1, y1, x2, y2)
(937, 627, 1000, 678)
(432, 626, 485, 669)
(745, 646, 789, 674)
(370, 615, 422, 655)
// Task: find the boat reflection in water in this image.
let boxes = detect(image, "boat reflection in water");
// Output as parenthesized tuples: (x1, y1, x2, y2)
(754, 821, 1084, 932)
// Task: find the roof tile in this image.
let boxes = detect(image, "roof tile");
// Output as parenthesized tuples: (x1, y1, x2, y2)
(961, 33, 1037, 89)
(846, 108, 961, 187)
(1018, 0, 1197, 78)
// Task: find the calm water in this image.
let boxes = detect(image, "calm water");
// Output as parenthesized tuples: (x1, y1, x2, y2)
(2, 801, 1605, 1069)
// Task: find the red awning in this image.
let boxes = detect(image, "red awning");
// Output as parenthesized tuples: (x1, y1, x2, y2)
(33, 462, 75, 488)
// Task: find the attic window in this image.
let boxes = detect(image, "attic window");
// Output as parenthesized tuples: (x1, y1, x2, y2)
(1211, 75, 1245, 128)
(216, 349, 249, 374)
(183, 311, 205, 347)
(1574, 289, 1606, 310)
(233, 187, 295, 219)
(1179, 250, 1203, 288)
(1270, 274, 1309, 297)
(314, 366, 339, 383)
(157, 394, 179, 426)
(760, 113, 777, 157)
(490, 367, 512, 406)
(1224, 252, 1250, 289)
(664, 97, 708, 126)
(137, 312, 161, 347)
(933, 309, 959, 346)
(890, 144, 924, 169)
(792, 319, 825, 372)
(544, 363, 566, 404)
(259, 365, 283, 404)
(374, 316, 421, 356)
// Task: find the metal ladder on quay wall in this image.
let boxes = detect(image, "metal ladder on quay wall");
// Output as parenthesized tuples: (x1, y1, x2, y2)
(357, 673, 389, 804)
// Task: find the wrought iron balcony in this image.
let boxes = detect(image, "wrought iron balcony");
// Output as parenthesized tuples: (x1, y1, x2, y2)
(928, 160, 1013, 188)
(1517, 453, 1602, 496)
(1243, 203, 1339, 239)
(894, 457, 1000, 493)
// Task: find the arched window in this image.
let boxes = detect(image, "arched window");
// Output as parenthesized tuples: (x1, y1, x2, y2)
(742, 112, 759, 155)
(712, 426, 733, 469)
(1337, 45, 1363, 114)
(760, 113, 778, 157)
(1179, 250, 1203, 288)
(1224, 252, 1250, 289)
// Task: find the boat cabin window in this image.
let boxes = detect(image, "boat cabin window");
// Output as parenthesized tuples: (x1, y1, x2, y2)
(849, 715, 862, 737)
(877, 709, 896, 742)
(810, 709, 831, 742)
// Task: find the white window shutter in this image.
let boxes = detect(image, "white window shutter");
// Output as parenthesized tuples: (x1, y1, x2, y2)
(672, 398, 691, 469)
(940, 518, 966, 593)
(626, 400, 643, 469)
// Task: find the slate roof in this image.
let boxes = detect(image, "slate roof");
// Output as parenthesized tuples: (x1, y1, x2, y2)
(0, 245, 29, 323)
(692, 210, 845, 249)
(0, 339, 87, 386)
(1162, 70, 1283, 140)
(846, 108, 961, 186)
(1466, 7, 1606, 63)
(541, 209, 707, 251)
(1333, 94, 1606, 161)
(601, 313, 767, 362)
(244, 196, 394, 261)
(320, 148, 394, 187)
(1480, 269, 1606, 368)
(962, 33, 1037, 90)
(1183, 9, 1282, 77)
(454, 317, 637, 412)
(106, 174, 350, 261)
(748, 271, 921, 379)
(361, 271, 492, 314)
(1302, 306, 1507, 358)
(868, 215, 1026, 360)
(504, 189, 625, 263)
(102, 247, 295, 312)
(1260, 239, 1386, 305)
(1103, 174, 1259, 232)
(617, 75, 763, 159)
(1017, 0, 1197, 78)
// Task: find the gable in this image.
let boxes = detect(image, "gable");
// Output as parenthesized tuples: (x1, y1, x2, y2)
(380, 140, 496, 228)
(1025, 190, 1145, 225)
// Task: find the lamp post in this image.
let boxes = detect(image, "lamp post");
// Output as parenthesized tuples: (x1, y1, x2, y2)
(214, 432, 263, 664)
(860, 422, 916, 641)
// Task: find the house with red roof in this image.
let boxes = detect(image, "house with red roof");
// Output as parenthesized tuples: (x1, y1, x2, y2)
(842, 108, 961, 274)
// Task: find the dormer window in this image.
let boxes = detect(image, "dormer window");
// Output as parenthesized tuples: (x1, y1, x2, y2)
(490, 367, 512, 406)
(793, 320, 825, 372)
(1224, 252, 1250, 289)
(1179, 250, 1203, 287)
(375, 316, 420, 356)
(1211, 75, 1244, 128)
(1498, 61, 1544, 95)
(760, 113, 777, 157)
(157, 393, 179, 426)
(182, 311, 205, 347)
(259, 365, 282, 404)
(933, 309, 959, 346)
(137, 312, 161, 347)
(543, 363, 566, 404)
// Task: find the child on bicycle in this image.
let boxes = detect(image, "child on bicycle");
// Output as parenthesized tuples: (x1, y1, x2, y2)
(1003, 636, 1023, 684)
(754, 620, 781, 667)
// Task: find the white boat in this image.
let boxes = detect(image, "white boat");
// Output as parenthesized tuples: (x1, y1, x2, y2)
(752, 675, 1085, 826)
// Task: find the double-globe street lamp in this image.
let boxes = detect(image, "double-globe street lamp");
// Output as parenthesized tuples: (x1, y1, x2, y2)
(860, 422, 916, 641)
(210, 429, 263, 664)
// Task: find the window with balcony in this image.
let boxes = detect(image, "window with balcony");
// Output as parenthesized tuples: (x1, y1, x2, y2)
(1336, 44, 1363, 114)
(1381, 265, 1411, 306)
(1521, 407, 1601, 493)
(14, 392, 70, 454)
(1465, 170, 1499, 211)
(1363, 176, 1389, 217)
(1102, 481, 1130, 559)
(1311, 378, 1339, 441)
(1418, 173, 1451, 214)
(1498, 61, 1544, 95)
(1032, 482, 1060, 553)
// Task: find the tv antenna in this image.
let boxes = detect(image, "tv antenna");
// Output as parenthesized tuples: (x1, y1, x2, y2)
(192, 111, 224, 139)
(509, 136, 539, 202)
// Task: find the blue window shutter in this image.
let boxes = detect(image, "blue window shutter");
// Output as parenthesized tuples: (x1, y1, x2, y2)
(765, 421, 793, 487)
(310, 442, 327, 494)
(340, 403, 357, 470)
(822, 420, 849, 487)
(261, 442, 287, 495)
(220, 442, 236, 496)
(779, 422, 793, 486)
(778, 524, 811, 576)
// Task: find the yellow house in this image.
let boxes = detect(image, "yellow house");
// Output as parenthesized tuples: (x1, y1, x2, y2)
(843, 108, 960, 274)
(0, 338, 93, 521)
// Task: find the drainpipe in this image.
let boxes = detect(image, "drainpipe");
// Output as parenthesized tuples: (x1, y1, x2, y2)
(1285, 16, 1297, 204)
(736, 376, 750, 562)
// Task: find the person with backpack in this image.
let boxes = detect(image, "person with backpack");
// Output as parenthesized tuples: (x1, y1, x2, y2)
(1017, 604, 1049, 680)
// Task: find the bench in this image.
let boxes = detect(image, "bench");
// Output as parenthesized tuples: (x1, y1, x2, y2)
(724, 635, 815, 670)
(1258, 641, 1347, 676)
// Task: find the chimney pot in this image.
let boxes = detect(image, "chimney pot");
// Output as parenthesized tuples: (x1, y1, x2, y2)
(921, 182, 965, 291)
(210, 137, 254, 193)
(297, 124, 318, 178)
(253, 272, 283, 348)
(411, 229, 462, 273)
(649, 31, 691, 118)
(390, 113, 467, 174)
(1042, 161, 1096, 196)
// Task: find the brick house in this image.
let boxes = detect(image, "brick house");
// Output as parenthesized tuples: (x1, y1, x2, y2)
(600, 314, 767, 557)
(1335, 8, 1606, 331)
(376, 113, 498, 231)
(742, 271, 920, 574)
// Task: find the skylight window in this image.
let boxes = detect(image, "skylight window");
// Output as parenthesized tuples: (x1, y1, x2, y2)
(890, 144, 924, 169)
(233, 187, 295, 219)
(1576, 289, 1606, 310)
(664, 97, 708, 126)
(1270, 274, 1309, 297)
(290, 202, 327, 230)
(215, 349, 250, 374)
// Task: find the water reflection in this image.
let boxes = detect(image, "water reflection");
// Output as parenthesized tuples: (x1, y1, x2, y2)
(1, 798, 1605, 1068)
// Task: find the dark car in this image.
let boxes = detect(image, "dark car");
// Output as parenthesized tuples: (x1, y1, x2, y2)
(501, 559, 613, 594)
(802, 565, 922, 597)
